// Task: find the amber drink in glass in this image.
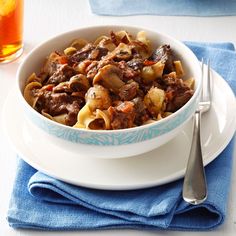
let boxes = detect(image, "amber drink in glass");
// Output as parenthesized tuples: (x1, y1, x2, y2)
(0, 0, 23, 63)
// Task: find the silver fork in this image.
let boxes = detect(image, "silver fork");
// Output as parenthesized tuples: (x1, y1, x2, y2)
(182, 60, 212, 205)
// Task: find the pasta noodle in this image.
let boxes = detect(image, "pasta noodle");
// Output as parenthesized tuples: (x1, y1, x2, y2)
(64, 47, 77, 56)
(70, 38, 88, 50)
(74, 104, 110, 130)
(24, 81, 42, 108)
(173, 60, 185, 78)
(74, 104, 92, 128)
(86, 109, 110, 130)
(26, 73, 41, 84)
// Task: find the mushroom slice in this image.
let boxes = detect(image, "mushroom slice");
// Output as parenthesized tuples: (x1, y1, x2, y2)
(23, 81, 42, 108)
(85, 85, 111, 111)
(74, 60, 92, 74)
(113, 43, 133, 61)
(69, 74, 90, 91)
(93, 65, 125, 94)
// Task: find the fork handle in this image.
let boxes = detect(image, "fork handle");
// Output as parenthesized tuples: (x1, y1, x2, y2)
(182, 111, 207, 205)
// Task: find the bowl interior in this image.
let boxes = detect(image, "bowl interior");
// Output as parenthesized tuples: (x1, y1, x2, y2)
(17, 25, 201, 133)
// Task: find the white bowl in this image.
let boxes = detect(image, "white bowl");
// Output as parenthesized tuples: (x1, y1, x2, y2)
(17, 25, 201, 158)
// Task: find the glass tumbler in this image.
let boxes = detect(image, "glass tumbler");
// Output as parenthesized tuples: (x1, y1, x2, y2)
(0, 0, 24, 63)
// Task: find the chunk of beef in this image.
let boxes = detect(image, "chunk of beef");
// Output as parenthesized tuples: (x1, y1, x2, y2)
(40, 52, 68, 80)
(86, 59, 116, 81)
(126, 58, 144, 71)
(86, 61, 99, 81)
(166, 89, 193, 112)
(108, 101, 135, 129)
(117, 61, 140, 81)
(52, 82, 71, 93)
(52, 74, 89, 95)
(162, 75, 179, 86)
(41, 52, 61, 76)
(149, 45, 174, 73)
(37, 91, 84, 119)
(65, 100, 82, 126)
(132, 97, 149, 125)
(88, 47, 109, 60)
(70, 43, 109, 63)
(138, 80, 164, 96)
(46, 64, 76, 85)
(162, 74, 194, 112)
(119, 81, 139, 101)
(70, 43, 95, 63)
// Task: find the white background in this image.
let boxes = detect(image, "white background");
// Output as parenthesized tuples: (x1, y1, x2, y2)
(0, 0, 236, 235)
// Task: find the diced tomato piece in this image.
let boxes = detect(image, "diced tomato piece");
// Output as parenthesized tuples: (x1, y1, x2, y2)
(59, 56, 68, 64)
(118, 102, 134, 113)
(143, 60, 156, 66)
(43, 84, 54, 91)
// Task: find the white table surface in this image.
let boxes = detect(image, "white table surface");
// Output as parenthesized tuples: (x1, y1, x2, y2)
(0, 0, 236, 235)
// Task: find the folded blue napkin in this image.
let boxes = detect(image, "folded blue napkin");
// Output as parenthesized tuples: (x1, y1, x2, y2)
(89, 0, 236, 16)
(7, 42, 236, 231)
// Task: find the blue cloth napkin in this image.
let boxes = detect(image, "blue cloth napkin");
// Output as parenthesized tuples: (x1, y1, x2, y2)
(89, 0, 236, 16)
(7, 42, 236, 231)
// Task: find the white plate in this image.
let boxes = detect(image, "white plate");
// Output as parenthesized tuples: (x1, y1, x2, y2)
(2, 68, 236, 190)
